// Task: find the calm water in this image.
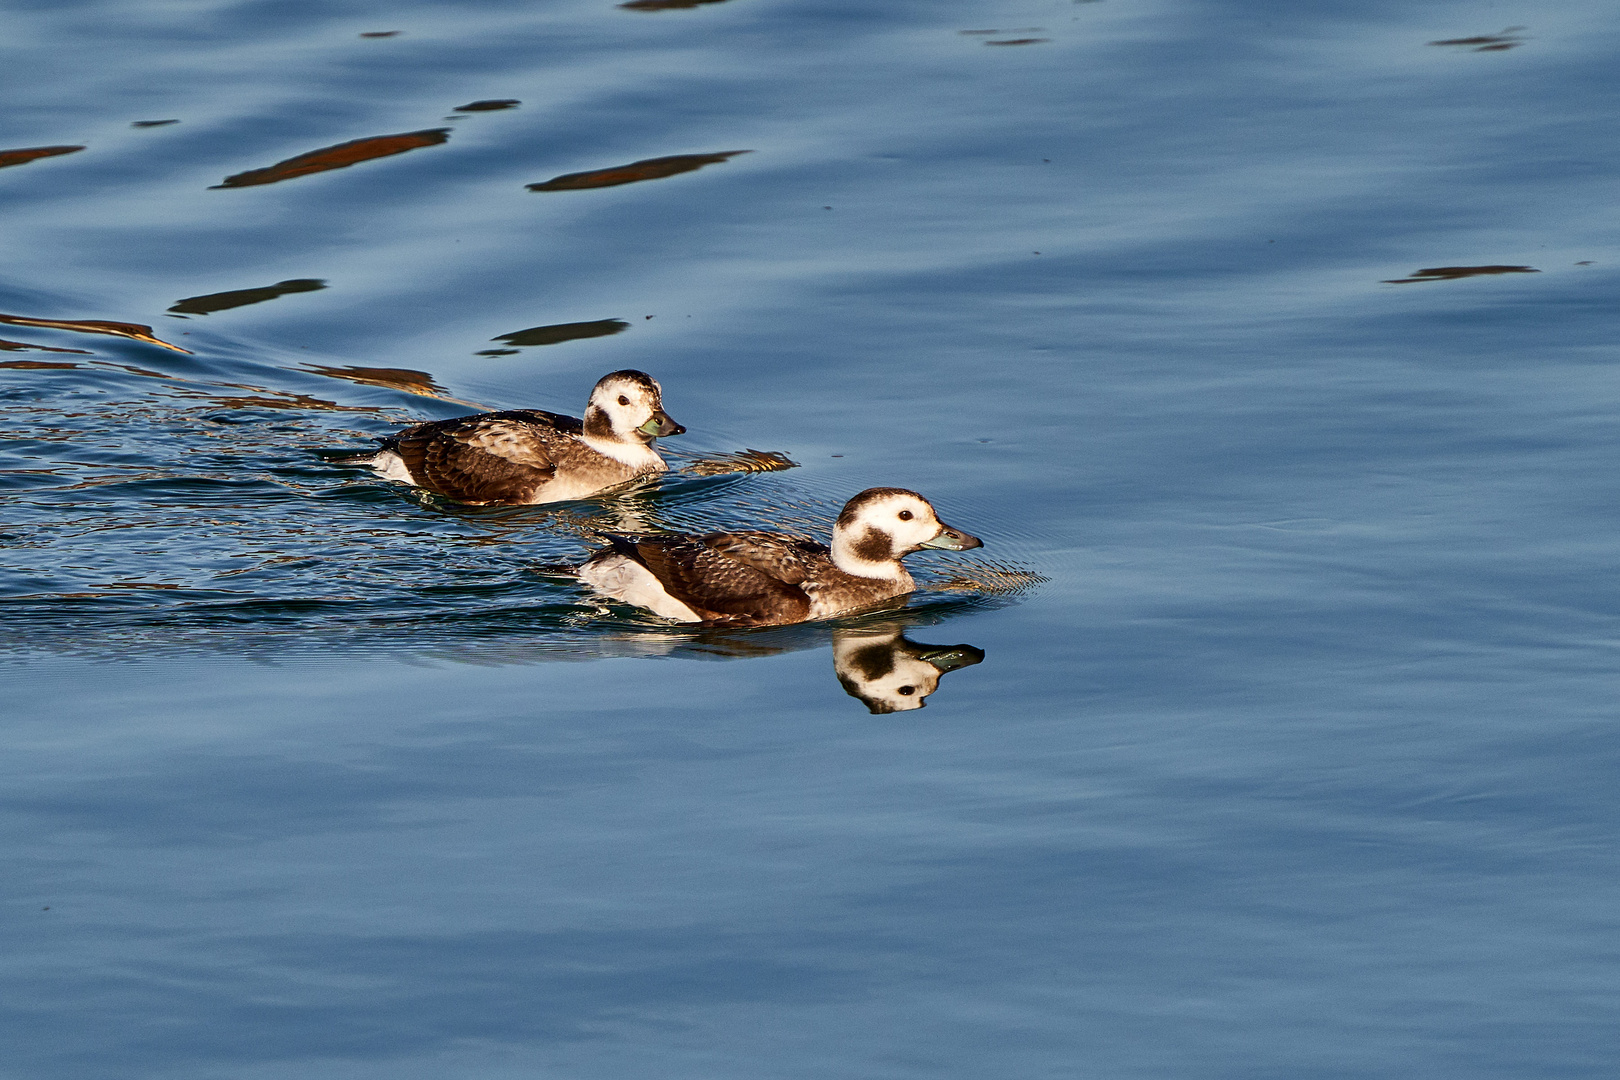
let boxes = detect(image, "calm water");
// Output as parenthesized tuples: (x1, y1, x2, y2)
(4, 0, 1620, 1075)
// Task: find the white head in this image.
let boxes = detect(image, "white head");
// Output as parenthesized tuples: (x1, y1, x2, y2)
(830, 488, 983, 580)
(833, 629, 986, 713)
(581, 370, 684, 446)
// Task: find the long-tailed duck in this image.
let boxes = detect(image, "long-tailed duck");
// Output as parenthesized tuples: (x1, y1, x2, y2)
(368, 370, 684, 504)
(833, 628, 985, 713)
(576, 487, 983, 626)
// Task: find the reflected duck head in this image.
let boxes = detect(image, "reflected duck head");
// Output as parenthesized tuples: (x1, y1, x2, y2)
(834, 629, 986, 713)
(582, 369, 684, 444)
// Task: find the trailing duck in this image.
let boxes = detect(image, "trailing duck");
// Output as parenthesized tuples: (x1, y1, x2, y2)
(368, 369, 683, 504)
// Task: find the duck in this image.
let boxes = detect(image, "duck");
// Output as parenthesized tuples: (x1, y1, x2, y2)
(832, 628, 985, 713)
(575, 487, 983, 626)
(368, 369, 684, 504)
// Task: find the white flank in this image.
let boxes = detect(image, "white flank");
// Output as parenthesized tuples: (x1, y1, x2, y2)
(369, 450, 414, 483)
(580, 554, 703, 622)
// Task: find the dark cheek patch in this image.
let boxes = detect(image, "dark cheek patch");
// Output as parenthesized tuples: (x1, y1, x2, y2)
(851, 526, 892, 563)
(583, 406, 614, 438)
(848, 642, 895, 682)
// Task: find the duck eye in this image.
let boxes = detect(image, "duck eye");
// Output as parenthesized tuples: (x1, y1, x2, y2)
(898, 510, 913, 521)
(617, 395, 630, 406)
(898, 685, 916, 695)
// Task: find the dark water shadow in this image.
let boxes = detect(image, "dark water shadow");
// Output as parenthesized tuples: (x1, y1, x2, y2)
(131, 119, 179, 128)
(302, 363, 488, 408)
(620, 0, 736, 9)
(489, 319, 630, 349)
(1383, 265, 1539, 283)
(675, 448, 798, 476)
(0, 145, 84, 170)
(168, 279, 327, 316)
(526, 151, 749, 191)
(453, 99, 520, 111)
(1428, 28, 1527, 51)
(0, 339, 90, 355)
(212, 129, 450, 189)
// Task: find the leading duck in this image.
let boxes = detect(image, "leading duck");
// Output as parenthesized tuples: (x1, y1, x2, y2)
(575, 487, 982, 626)
(368, 369, 684, 504)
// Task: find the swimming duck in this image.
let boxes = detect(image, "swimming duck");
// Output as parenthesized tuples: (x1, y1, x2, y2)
(369, 369, 684, 504)
(833, 628, 985, 713)
(576, 487, 983, 626)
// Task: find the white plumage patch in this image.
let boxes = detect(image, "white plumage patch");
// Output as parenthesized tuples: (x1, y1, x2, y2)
(368, 450, 413, 483)
(579, 554, 703, 622)
(578, 434, 666, 469)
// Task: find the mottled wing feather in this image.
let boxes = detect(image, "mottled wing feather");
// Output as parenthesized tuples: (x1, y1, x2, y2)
(505, 408, 583, 435)
(625, 534, 813, 623)
(394, 411, 565, 503)
(701, 531, 822, 585)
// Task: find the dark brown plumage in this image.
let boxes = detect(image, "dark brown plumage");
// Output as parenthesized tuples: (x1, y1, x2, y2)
(384, 410, 574, 505)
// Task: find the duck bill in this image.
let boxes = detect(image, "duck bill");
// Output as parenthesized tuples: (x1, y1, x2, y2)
(916, 644, 986, 672)
(918, 522, 982, 551)
(637, 411, 685, 438)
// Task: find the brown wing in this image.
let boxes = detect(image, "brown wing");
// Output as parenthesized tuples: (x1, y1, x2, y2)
(504, 408, 583, 435)
(701, 531, 824, 585)
(624, 533, 814, 624)
(392, 412, 561, 503)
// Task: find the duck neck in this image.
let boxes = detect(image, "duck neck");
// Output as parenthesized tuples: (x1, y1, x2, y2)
(580, 433, 664, 469)
(831, 531, 912, 583)
(580, 406, 663, 468)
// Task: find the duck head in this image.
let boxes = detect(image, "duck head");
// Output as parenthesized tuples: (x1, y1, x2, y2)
(830, 488, 983, 580)
(582, 370, 684, 445)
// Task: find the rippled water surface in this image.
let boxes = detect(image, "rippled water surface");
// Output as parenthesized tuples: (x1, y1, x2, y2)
(5, 0, 1620, 1076)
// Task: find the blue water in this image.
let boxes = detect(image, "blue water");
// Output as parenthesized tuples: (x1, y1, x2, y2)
(5, 0, 1620, 1075)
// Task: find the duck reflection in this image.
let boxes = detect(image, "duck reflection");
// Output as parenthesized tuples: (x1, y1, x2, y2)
(833, 628, 984, 713)
(593, 605, 992, 714)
